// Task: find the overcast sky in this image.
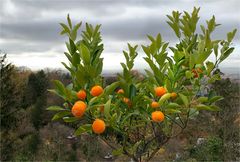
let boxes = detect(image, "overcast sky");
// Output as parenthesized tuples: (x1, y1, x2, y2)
(0, 0, 239, 72)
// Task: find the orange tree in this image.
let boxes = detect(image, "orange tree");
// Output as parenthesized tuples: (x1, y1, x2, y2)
(47, 7, 237, 161)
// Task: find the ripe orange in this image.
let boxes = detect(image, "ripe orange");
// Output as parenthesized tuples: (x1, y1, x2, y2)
(170, 92, 177, 99)
(152, 111, 165, 122)
(196, 68, 203, 74)
(71, 101, 87, 118)
(76, 90, 87, 100)
(123, 97, 132, 107)
(117, 89, 124, 94)
(92, 119, 106, 134)
(90, 85, 103, 96)
(155, 86, 167, 97)
(151, 101, 159, 108)
(192, 69, 199, 78)
(123, 97, 130, 103)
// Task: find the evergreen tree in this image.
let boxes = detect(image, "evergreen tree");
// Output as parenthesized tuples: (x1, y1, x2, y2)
(0, 54, 19, 161)
(29, 70, 48, 130)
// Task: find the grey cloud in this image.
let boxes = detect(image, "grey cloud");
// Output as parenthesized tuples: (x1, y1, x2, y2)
(0, 0, 239, 56)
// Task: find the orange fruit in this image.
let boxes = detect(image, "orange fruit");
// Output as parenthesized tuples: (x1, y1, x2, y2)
(92, 119, 106, 134)
(151, 101, 159, 108)
(152, 111, 165, 122)
(90, 85, 103, 96)
(123, 97, 130, 103)
(170, 92, 177, 99)
(71, 101, 87, 118)
(76, 90, 87, 100)
(117, 89, 124, 94)
(192, 69, 199, 78)
(155, 86, 167, 97)
(123, 97, 132, 107)
(196, 68, 203, 74)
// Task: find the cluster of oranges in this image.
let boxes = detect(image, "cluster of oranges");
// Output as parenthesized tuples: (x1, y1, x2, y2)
(73, 85, 105, 134)
(71, 85, 178, 134)
(192, 68, 203, 78)
(150, 86, 178, 122)
(117, 89, 132, 107)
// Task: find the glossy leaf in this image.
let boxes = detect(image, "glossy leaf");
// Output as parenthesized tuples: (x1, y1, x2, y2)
(47, 106, 66, 111)
(74, 124, 92, 136)
(52, 111, 71, 121)
(104, 99, 111, 119)
(179, 93, 189, 107)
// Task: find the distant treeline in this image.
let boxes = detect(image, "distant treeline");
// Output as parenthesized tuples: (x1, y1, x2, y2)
(1, 54, 239, 161)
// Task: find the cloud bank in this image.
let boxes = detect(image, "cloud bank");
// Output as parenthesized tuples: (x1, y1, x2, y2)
(0, 0, 239, 70)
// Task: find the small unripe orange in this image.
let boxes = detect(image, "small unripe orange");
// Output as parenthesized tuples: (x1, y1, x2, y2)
(90, 85, 103, 96)
(77, 90, 87, 100)
(170, 92, 177, 99)
(152, 111, 165, 122)
(92, 119, 106, 134)
(155, 86, 167, 97)
(117, 89, 124, 94)
(71, 101, 87, 118)
(151, 101, 160, 108)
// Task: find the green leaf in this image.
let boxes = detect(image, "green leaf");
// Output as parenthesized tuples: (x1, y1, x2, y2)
(74, 124, 92, 136)
(213, 43, 218, 58)
(168, 68, 174, 80)
(104, 99, 111, 119)
(209, 96, 224, 104)
(189, 54, 195, 69)
(142, 45, 150, 57)
(60, 23, 70, 35)
(64, 52, 72, 63)
(166, 103, 181, 109)
(196, 104, 220, 111)
(185, 70, 193, 79)
(197, 97, 208, 103)
(165, 109, 181, 114)
(62, 62, 74, 74)
(52, 111, 71, 121)
(67, 39, 76, 56)
(122, 111, 144, 124)
(53, 80, 66, 98)
(67, 14, 72, 29)
(71, 22, 82, 41)
(227, 28, 237, 42)
(206, 61, 214, 76)
(65, 88, 73, 102)
(48, 89, 65, 99)
(63, 117, 79, 122)
(110, 113, 117, 126)
(104, 81, 120, 96)
(112, 147, 123, 156)
(88, 96, 99, 106)
(209, 105, 221, 111)
(196, 50, 212, 64)
(158, 93, 171, 105)
(71, 53, 80, 67)
(208, 73, 221, 83)
(179, 93, 189, 107)
(129, 84, 137, 100)
(219, 47, 234, 63)
(47, 106, 66, 111)
(78, 43, 91, 64)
